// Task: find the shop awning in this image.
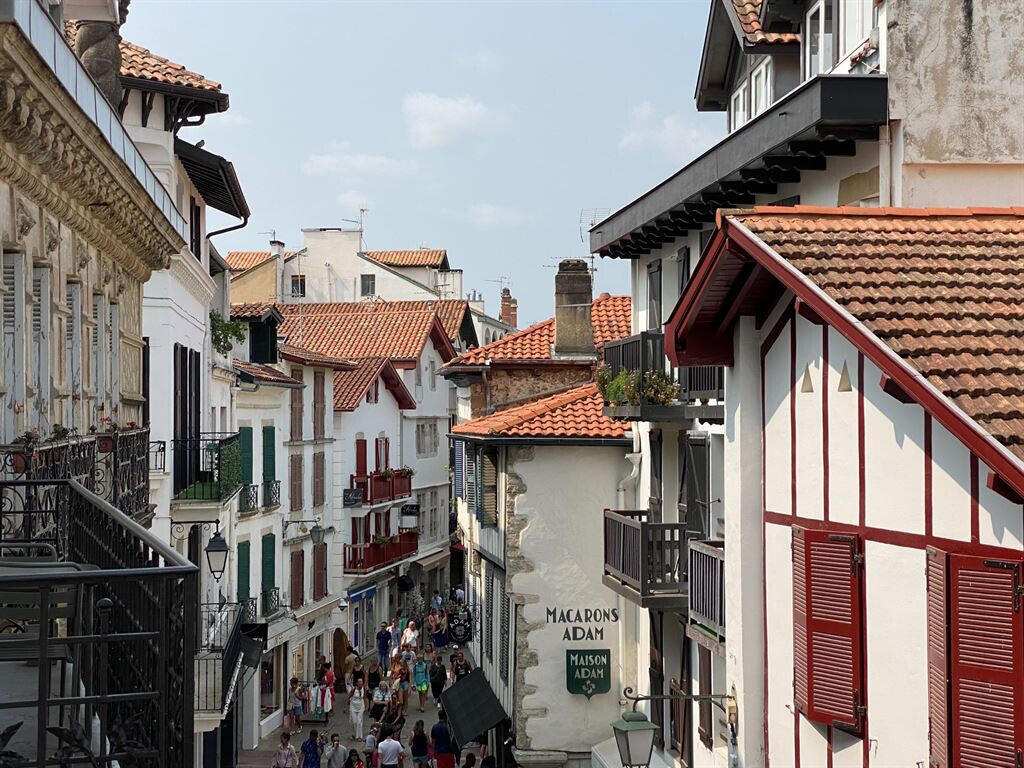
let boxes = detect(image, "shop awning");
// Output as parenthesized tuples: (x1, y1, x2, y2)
(348, 584, 377, 602)
(415, 548, 449, 570)
(439, 668, 507, 745)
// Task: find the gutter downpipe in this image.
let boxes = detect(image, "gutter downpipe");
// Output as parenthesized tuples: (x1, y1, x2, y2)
(207, 216, 250, 241)
(616, 438, 642, 510)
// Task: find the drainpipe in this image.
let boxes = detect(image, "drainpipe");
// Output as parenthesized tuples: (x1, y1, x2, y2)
(207, 216, 250, 241)
(616, 447, 641, 510)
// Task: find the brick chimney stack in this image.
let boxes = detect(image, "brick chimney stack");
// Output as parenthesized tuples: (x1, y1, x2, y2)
(553, 259, 594, 358)
(499, 287, 518, 329)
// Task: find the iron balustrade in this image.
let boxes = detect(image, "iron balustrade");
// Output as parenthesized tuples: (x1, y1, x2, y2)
(602, 509, 688, 605)
(343, 529, 419, 574)
(172, 432, 242, 502)
(148, 440, 166, 473)
(602, 331, 724, 404)
(0, 478, 197, 767)
(349, 471, 413, 504)
(261, 479, 281, 508)
(688, 540, 726, 639)
(239, 484, 259, 514)
(0, 434, 98, 487)
(195, 602, 250, 714)
(260, 586, 281, 618)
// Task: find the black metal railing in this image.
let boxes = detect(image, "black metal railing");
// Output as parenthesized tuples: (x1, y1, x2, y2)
(0, 433, 98, 488)
(689, 540, 726, 639)
(0, 478, 197, 767)
(239, 484, 259, 514)
(196, 601, 253, 714)
(149, 440, 166, 472)
(680, 365, 725, 403)
(172, 432, 241, 502)
(260, 586, 281, 617)
(603, 331, 725, 405)
(603, 509, 688, 605)
(95, 427, 152, 522)
(261, 479, 281, 508)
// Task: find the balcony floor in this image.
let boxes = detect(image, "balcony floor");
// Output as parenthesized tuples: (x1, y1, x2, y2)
(0, 660, 72, 761)
(602, 573, 689, 611)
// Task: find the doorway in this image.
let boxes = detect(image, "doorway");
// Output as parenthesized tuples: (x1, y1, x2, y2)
(333, 628, 349, 692)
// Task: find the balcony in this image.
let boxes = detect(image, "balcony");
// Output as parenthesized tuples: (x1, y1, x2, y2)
(688, 540, 725, 640)
(260, 586, 282, 618)
(0, 478, 197, 765)
(172, 432, 242, 503)
(349, 470, 414, 505)
(149, 439, 166, 472)
(602, 509, 688, 609)
(343, 529, 419, 574)
(601, 332, 724, 422)
(262, 479, 281, 509)
(239, 483, 259, 515)
(196, 600, 262, 715)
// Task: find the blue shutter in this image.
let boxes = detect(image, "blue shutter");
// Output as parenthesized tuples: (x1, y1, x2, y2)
(454, 440, 464, 499)
(466, 446, 477, 516)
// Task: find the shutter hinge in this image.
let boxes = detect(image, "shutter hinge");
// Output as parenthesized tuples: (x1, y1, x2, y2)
(1016, 749, 1022, 768)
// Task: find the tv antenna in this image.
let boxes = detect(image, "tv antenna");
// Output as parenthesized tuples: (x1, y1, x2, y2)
(485, 276, 512, 292)
(258, 229, 276, 242)
(579, 208, 610, 244)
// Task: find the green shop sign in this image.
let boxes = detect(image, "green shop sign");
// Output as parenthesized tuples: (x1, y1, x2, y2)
(565, 649, 611, 699)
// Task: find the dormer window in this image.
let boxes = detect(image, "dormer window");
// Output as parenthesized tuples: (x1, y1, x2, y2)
(250, 320, 278, 364)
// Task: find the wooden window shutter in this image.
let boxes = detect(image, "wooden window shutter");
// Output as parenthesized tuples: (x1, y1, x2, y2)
(290, 549, 304, 609)
(313, 451, 325, 507)
(926, 547, 950, 768)
(454, 440, 465, 499)
(239, 426, 253, 485)
(485, 569, 494, 660)
(385, 437, 390, 469)
(237, 540, 250, 603)
(465, 447, 477, 511)
(313, 543, 328, 600)
(375, 437, 384, 472)
(698, 645, 712, 749)
(262, 426, 276, 481)
(794, 526, 865, 728)
(355, 438, 367, 476)
(290, 453, 303, 511)
(290, 369, 303, 441)
(313, 371, 325, 439)
(261, 533, 275, 591)
(792, 526, 810, 714)
(481, 447, 498, 527)
(949, 553, 1024, 766)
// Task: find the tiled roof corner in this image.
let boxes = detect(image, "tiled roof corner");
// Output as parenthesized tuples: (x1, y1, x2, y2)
(729, 0, 800, 45)
(226, 250, 295, 273)
(364, 249, 448, 268)
(233, 360, 302, 387)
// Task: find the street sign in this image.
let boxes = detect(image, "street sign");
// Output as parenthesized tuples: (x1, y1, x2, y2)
(343, 488, 363, 507)
(565, 649, 611, 699)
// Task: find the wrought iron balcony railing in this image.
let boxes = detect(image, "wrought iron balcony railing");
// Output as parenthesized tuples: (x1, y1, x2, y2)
(149, 440, 166, 473)
(688, 539, 726, 639)
(349, 470, 413, 505)
(602, 509, 688, 608)
(0, 478, 197, 766)
(196, 601, 259, 714)
(343, 528, 419, 574)
(260, 586, 281, 618)
(262, 479, 281, 509)
(172, 432, 242, 503)
(239, 483, 259, 514)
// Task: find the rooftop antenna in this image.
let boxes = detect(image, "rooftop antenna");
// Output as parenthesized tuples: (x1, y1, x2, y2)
(579, 208, 610, 244)
(258, 229, 276, 242)
(485, 276, 512, 291)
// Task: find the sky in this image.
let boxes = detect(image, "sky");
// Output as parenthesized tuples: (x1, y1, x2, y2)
(125, 1, 725, 327)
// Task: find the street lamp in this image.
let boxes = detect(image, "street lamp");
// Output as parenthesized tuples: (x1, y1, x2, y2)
(205, 528, 229, 581)
(610, 711, 658, 768)
(285, 519, 325, 545)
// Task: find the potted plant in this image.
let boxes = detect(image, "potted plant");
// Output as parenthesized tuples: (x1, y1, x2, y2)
(50, 423, 72, 443)
(394, 466, 415, 478)
(380, 467, 395, 480)
(9, 428, 41, 473)
(97, 418, 118, 453)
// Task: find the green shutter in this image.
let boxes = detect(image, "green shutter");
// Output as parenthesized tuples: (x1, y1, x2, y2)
(240, 426, 253, 485)
(261, 533, 275, 591)
(237, 540, 250, 603)
(262, 425, 276, 482)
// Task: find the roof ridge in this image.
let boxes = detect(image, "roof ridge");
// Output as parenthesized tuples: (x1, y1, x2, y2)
(724, 205, 1024, 220)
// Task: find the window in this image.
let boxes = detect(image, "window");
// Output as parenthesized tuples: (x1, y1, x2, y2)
(237, 540, 250, 603)
(290, 549, 304, 609)
(926, 548, 1024, 765)
(290, 275, 306, 298)
(239, 426, 253, 485)
(729, 82, 748, 132)
(261, 532, 276, 596)
(313, 371, 325, 439)
(375, 435, 389, 471)
(312, 542, 328, 601)
(465, 446, 477, 511)
(649, 430, 663, 522)
(355, 437, 367, 476)
(313, 451, 325, 507)
(250, 321, 278, 363)
(751, 58, 772, 117)
(649, 610, 665, 748)
(2, 254, 24, 441)
(91, 294, 105, 414)
(698, 645, 713, 749)
(454, 440, 465, 499)
(189, 196, 202, 259)
(840, 0, 873, 59)
(141, 337, 149, 427)
(415, 361, 422, 388)
(429, 360, 436, 391)
(804, 0, 834, 80)
(107, 302, 118, 416)
(65, 282, 82, 429)
(429, 489, 439, 539)
(647, 259, 662, 331)
(479, 446, 498, 527)
(289, 453, 303, 512)
(676, 247, 691, 296)
(30, 267, 51, 429)
(792, 526, 864, 729)
(360, 274, 375, 297)
(289, 368, 303, 440)
(416, 421, 439, 458)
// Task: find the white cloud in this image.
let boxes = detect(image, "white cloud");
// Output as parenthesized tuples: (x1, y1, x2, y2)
(302, 141, 406, 179)
(337, 190, 369, 211)
(403, 92, 493, 149)
(454, 50, 498, 70)
(619, 101, 713, 164)
(469, 203, 524, 228)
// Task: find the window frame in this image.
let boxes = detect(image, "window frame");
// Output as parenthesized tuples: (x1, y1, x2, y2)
(290, 274, 306, 298)
(839, 0, 873, 60)
(360, 273, 376, 297)
(751, 58, 772, 118)
(647, 259, 662, 331)
(729, 81, 748, 133)
(804, 0, 835, 80)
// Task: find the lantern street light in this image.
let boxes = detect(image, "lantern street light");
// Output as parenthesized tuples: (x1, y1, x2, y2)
(284, 519, 325, 546)
(204, 528, 229, 581)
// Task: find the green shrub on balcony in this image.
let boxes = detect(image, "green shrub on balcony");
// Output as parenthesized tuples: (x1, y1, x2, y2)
(597, 364, 679, 407)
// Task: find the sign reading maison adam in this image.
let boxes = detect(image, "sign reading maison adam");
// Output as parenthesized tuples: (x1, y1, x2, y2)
(566, 649, 611, 699)
(546, 606, 619, 641)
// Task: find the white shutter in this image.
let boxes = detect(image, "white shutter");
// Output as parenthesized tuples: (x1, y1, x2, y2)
(2, 256, 24, 442)
(92, 294, 105, 417)
(108, 303, 119, 416)
(64, 284, 82, 430)
(31, 268, 50, 429)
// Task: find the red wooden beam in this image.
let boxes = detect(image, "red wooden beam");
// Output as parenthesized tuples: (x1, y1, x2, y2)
(795, 297, 826, 326)
(879, 373, 914, 404)
(986, 471, 1024, 505)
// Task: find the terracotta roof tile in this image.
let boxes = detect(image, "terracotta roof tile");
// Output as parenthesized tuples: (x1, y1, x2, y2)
(278, 343, 353, 370)
(233, 360, 302, 387)
(365, 249, 448, 268)
(226, 250, 294, 272)
(729, 0, 800, 45)
(448, 294, 631, 367)
(277, 302, 455, 363)
(230, 302, 278, 320)
(452, 383, 628, 440)
(731, 206, 1024, 458)
(288, 300, 469, 343)
(333, 357, 415, 411)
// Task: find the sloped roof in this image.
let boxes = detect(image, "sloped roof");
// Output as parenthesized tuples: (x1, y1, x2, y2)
(287, 300, 471, 344)
(365, 249, 448, 268)
(333, 357, 416, 411)
(234, 360, 303, 388)
(278, 343, 353, 371)
(446, 294, 631, 368)
(277, 303, 456, 365)
(230, 302, 282, 322)
(226, 250, 295, 273)
(451, 383, 629, 441)
(729, 0, 800, 45)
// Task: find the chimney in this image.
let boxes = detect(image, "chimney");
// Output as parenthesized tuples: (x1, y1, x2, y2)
(553, 259, 594, 358)
(269, 239, 285, 258)
(499, 287, 518, 329)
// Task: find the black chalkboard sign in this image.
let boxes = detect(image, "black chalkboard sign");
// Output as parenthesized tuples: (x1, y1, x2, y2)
(343, 488, 364, 507)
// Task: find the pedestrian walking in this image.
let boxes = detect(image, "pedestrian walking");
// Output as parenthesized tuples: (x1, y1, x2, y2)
(347, 678, 369, 740)
(273, 732, 298, 768)
(367, 657, 383, 692)
(451, 652, 472, 683)
(288, 677, 305, 734)
(431, 590, 444, 613)
(401, 620, 420, 651)
(301, 730, 325, 768)
(376, 623, 392, 668)
(325, 733, 346, 768)
(388, 619, 401, 660)
(351, 658, 366, 690)
(412, 653, 429, 712)
(410, 721, 430, 766)
(377, 727, 405, 768)
(429, 655, 447, 707)
(343, 749, 365, 768)
(430, 711, 456, 768)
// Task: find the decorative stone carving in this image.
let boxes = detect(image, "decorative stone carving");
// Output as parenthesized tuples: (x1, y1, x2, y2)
(100, 259, 113, 287)
(44, 218, 59, 256)
(71, 22, 122, 108)
(15, 197, 33, 240)
(75, 235, 90, 270)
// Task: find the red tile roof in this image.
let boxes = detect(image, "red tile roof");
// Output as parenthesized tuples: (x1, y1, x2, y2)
(288, 300, 469, 343)
(447, 293, 631, 367)
(365, 249, 448, 268)
(729, 0, 800, 45)
(333, 357, 416, 411)
(226, 251, 294, 273)
(233, 360, 302, 387)
(230, 302, 281, 321)
(451, 383, 629, 440)
(277, 303, 456, 364)
(729, 206, 1024, 459)
(278, 343, 353, 371)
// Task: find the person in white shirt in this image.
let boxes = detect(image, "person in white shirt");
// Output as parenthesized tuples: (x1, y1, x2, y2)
(454, 585, 465, 603)
(377, 728, 405, 768)
(400, 620, 420, 651)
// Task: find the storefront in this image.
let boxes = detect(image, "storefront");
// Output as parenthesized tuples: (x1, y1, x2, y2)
(347, 583, 379, 657)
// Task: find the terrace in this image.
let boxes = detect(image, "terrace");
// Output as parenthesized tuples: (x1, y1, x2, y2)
(348, 470, 413, 505)
(342, 528, 419, 574)
(171, 433, 242, 504)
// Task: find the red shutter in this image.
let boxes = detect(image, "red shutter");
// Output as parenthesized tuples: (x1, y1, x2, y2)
(375, 437, 383, 472)
(290, 549, 304, 609)
(950, 554, 1024, 766)
(792, 527, 809, 713)
(313, 542, 328, 600)
(384, 437, 390, 469)
(927, 547, 950, 768)
(355, 439, 367, 476)
(290, 454, 303, 512)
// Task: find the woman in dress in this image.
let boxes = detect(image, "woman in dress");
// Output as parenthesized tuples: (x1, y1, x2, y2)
(342, 749, 364, 768)
(366, 658, 383, 693)
(346, 679, 369, 740)
(433, 610, 449, 650)
(429, 654, 447, 707)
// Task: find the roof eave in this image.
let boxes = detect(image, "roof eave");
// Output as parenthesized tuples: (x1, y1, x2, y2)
(174, 137, 250, 220)
(449, 433, 632, 447)
(120, 76, 229, 113)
